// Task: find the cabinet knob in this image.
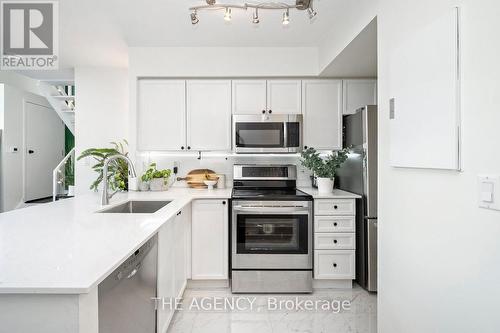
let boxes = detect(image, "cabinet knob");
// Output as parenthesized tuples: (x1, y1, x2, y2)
(187, 146, 191, 150)
(222, 201, 226, 205)
(334, 205, 338, 209)
(28, 149, 35, 154)
(333, 240, 338, 244)
(333, 222, 338, 227)
(177, 211, 182, 216)
(268, 110, 272, 114)
(332, 263, 338, 268)
(181, 146, 185, 150)
(304, 146, 308, 149)
(262, 110, 266, 114)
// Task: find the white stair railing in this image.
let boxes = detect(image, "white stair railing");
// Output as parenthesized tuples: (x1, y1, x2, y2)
(38, 81, 76, 135)
(53, 147, 76, 202)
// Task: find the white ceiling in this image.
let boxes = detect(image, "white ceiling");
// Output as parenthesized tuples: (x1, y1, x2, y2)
(55, 0, 351, 66)
(19, 0, 377, 79)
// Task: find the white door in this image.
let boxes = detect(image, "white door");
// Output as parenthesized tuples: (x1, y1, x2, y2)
(24, 102, 65, 202)
(187, 80, 232, 151)
(191, 200, 228, 280)
(138, 80, 186, 151)
(231, 80, 267, 114)
(302, 80, 343, 150)
(342, 79, 377, 115)
(267, 80, 302, 114)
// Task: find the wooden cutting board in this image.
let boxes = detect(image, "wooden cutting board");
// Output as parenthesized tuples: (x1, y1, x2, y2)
(177, 169, 218, 189)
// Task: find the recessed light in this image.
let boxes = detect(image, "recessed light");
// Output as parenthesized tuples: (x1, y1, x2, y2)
(224, 7, 232, 21)
(282, 9, 290, 25)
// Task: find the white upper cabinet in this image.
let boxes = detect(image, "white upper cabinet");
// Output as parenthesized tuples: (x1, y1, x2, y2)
(187, 80, 232, 151)
(302, 80, 343, 150)
(342, 79, 377, 115)
(138, 80, 186, 151)
(232, 80, 267, 114)
(266, 80, 302, 114)
(191, 200, 228, 280)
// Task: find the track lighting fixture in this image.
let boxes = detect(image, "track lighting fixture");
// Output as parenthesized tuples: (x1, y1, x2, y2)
(190, 11, 199, 25)
(188, 1, 317, 25)
(252, 9, 259, 24)
(282, 9, 290, 25)
(224, 7, 232, 21)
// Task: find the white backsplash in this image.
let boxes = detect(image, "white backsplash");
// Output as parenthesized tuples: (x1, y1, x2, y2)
(136, 153, 313, 188)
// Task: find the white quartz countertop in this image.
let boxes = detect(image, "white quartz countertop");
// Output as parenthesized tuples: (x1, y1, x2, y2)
(298, 188, 362, 199)
(0, 188, 231, 295)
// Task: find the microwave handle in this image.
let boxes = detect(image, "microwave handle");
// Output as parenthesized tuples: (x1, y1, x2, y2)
(283, 120, 288, 149)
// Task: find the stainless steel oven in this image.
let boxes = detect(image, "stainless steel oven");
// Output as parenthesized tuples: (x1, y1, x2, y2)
(232, 201, 312, 270)
(232, 114, 302, 153)
(230, 164, 313, 293)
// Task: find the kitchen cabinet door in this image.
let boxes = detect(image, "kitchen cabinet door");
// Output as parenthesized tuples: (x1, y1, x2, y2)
(187, 80, 232, 151)
(302, 80, 343, 150)
(157, 218, 175, 333)
(342, 79, 377, 115)
(267, 80, 302, 114)
(173, 208, 187, 297)
(138, 80, 186, 151)
(232, 80, 267, 114)
(191, 200, 228, 280)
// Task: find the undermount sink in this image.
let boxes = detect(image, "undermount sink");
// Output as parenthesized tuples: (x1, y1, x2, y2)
(98, 200, 171, 214)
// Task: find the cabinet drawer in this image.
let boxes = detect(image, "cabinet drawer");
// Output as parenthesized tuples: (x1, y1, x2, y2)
(314, 199, 355, 216)
(314, 250, 355, 280)
(314, 233, 355, 250)
(314, 216, 355, 233)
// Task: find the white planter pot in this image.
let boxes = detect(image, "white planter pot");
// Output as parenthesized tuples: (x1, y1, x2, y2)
(317, 177, 335, 194)
(150, 178, 168, 191)
(139, 181, 150, 192)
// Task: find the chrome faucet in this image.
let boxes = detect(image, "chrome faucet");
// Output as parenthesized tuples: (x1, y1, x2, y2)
(101, 155, 137, 205)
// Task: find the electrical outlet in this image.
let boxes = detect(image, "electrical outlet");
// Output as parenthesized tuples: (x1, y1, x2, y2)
(478, 175, 500, 211)
(173, 161, 179, 174)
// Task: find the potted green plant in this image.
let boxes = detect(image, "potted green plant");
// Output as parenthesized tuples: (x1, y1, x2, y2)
(300, 147, 350, 194)
(77, 140, 130, 192)
(141, 163, 172, 191)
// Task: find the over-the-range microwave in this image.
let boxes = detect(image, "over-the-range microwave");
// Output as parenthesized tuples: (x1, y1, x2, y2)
(232, 114, 303, 153)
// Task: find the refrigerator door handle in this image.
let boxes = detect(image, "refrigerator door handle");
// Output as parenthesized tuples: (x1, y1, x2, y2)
(366, 218, 378, 292)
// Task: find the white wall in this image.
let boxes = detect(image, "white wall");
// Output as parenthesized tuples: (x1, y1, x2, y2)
(317, 0, 378, 73)
(74, 68, 129, 194)
(378, 0, 500, 332)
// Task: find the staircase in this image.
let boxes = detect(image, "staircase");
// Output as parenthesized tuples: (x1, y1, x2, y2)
(37, 80, 76, 134)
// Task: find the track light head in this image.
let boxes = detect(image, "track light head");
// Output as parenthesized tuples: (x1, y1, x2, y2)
(252, 9, 259, 24)
(307, 7, 317, 19)
(282, 9, 290, 25)
(224, 7, 232, 21)
(191, 11, 199, 24)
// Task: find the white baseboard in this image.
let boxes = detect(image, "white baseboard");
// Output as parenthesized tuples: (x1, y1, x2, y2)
(186, 279, 229, 289)
(313, 279, 352, 289)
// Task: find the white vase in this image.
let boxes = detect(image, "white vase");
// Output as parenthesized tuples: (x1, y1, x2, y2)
(317, 177, 335, 194)
(150, 178, 168, 191)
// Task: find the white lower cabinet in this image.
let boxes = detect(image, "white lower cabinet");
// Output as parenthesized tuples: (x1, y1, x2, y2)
(314, 250, 355, 279)
(191, 200, 229, 280)
(157, 217, 176, 333)
(157, 205, 190, 333)
(313, 198, 356, 283)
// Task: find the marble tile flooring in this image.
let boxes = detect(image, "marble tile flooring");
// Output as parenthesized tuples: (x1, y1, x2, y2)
(167, 284, 377, 333)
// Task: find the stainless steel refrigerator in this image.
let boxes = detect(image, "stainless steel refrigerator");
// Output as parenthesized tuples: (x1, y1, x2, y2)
(337, 105, 377, 292)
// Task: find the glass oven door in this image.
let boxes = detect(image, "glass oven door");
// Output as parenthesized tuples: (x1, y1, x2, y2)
(236, 214, 308, 254)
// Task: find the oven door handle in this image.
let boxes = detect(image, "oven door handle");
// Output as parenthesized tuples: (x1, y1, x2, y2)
(233, 206, 310, 213)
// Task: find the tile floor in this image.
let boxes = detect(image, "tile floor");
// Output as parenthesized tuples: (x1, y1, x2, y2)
(167, 285, 377, 333)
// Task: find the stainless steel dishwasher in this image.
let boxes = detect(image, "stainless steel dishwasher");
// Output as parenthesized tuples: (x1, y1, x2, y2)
(98, 235, 158, 333)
